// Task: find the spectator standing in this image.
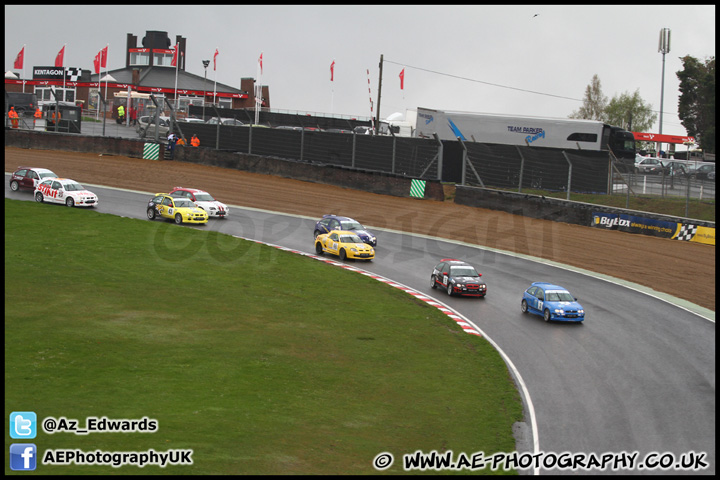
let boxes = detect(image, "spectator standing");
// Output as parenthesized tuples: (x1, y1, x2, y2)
(166, 132, 177, 159)
(176, 136, 186, 146)
(191, 134, 200, 147)
(117, 105, 125, 125)
(130, 106, 137, 126)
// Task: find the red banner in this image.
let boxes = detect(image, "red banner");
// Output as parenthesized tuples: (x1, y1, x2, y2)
(633, 132, 695, 144)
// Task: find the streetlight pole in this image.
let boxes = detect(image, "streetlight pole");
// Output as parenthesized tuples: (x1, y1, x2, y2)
(657, 27, 671, 157)
(202, 60, 210, 121)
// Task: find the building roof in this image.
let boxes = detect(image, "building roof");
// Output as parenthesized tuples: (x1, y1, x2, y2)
(90, 66, 246, 95)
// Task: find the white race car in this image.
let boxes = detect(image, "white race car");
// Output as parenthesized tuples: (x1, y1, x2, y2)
(34, 178, 98, 207)
(169, 187, 229, 218)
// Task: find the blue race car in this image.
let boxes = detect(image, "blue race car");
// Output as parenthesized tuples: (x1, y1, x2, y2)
(313, 214, 377, 246)
(521, 282, 585, 322)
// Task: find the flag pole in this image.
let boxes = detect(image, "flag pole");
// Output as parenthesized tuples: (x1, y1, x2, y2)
(213, 47, 218, 109)
(173, 44, 179, 113)
(22, 45, 26, 93)
(62, 44, 67, 103)
(330, 60, 334, 115)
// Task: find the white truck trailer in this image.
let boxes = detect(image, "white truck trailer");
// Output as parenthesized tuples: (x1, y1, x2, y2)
(398, 107, 636, 160)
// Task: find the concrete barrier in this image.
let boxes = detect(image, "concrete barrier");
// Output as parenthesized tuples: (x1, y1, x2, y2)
(4, 129, 444, 201)
(454, 184, 715, 237)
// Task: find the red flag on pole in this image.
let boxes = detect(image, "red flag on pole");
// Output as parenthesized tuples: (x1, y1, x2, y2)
(14, 46, 24, 70)
(55, 45, 65, 67)
(258, 53, 263, 75)
(93, 51, 101, 74)
(100, 46, 108, 68)
(171, 44, 179, 67)
(399, 68, 405, 90)
(330, 60, 335, 81)
(213, 49, 219, 71)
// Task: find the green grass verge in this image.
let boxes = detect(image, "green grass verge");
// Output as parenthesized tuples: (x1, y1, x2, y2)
(5, 199, 523, 475)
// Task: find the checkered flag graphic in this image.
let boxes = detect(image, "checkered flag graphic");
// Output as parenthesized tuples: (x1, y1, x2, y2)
(675, 224, 697, 242)
(65, 67, 82, 82)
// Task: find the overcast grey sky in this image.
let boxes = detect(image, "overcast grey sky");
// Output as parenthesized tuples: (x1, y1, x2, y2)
(5, 5, 715, 136)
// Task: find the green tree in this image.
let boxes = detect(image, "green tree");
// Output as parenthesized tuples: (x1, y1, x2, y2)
(676, 55, 715, 153)
(605, 90, 657, 132)
(569, 74, 607, 121)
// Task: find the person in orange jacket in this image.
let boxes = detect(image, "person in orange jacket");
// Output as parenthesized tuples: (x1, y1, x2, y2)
(8, 106, 19, 128)
(34, 107, 42, 127)
(191, 134, 200, 147)
(176, 137, 186, 146)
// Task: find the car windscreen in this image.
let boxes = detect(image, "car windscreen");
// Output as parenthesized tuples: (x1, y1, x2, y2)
(450, 266, 478, 277)
(63, 182, 85, 191)
(339, 235, 363, 244)
(39, 171, 57, 179)
(174, 200, 195, 208)
(340, 220, 362, 230)
(546, 291, 574, 302)
(194, 193, 216, 201)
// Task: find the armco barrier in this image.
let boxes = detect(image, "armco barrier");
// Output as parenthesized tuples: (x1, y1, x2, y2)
(454, 185, 715, 245)
(4, 129, 444, 201)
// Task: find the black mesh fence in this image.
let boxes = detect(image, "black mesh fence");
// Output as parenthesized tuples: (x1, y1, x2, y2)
(177, 123, 442, 180)
(176, 122, 620, 193)
(462, 142, 611, 194)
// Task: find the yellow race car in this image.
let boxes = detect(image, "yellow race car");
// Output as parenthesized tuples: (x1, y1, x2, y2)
(315, 230, 375, 261)
(146, 193, 208, 225)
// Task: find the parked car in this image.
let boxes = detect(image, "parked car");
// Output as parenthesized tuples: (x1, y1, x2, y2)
(137, 115, 171, 136)
(314, 214, 377, 246)
(179, 117, 206, 124)
(314, 230, 374, 261)
(521, 282, 585, 322)
(146, 193, 208, 225)
(353, 125, 374, 135)
(430, 259, 487, 297)
(207, 117, 244, 126)
(169, 187, 229, 218)
(661, 161, 689, 177)
(634, 156, 664, 174)
(34, 178, 98, 207)
(9, 167, 59, 191)
(688, 163, 715, 181)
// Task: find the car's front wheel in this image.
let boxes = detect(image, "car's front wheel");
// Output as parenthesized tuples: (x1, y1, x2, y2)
(147, 208, 156, 220)
(174, 213, 183, 224)
(315, 242, 324, 255)
(35, 192, 44, 203)
(313, 230, 322, 239)
(339, 248, 347, 261)
(430, 275, 437, 289)
(66, 197, 75, 207)
(447, 283, 453, 296)
(543, 309, 551, 322)
(10, 180, 19, 191)
(521, 299, 528, 314)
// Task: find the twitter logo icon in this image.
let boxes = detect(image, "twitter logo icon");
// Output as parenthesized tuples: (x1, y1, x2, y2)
(10, 412, 37, 439)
